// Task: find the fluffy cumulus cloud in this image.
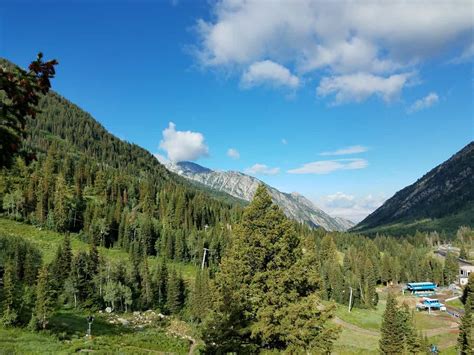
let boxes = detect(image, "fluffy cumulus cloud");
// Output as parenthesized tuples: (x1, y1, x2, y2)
(227, 148, 240, 159)
(195, 0, 473, 102)
(159, 122, 209, 162)
(407, 92, 439, 113)
(287, 158, 368, 174)
(316, 72, 413, 104)
(241, 60, 299, 89)
(245, 163, 280, 176)
(317, 192, 386, 222)
(320, 145, 368, 156)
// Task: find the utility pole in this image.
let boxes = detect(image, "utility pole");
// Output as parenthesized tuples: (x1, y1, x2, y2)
(348, 286, 353, 312)
(201, 248, 209, 270)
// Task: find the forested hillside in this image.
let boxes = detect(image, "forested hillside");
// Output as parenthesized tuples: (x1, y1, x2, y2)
(1, 87, 243, 266)
(354, 142, 474, 235)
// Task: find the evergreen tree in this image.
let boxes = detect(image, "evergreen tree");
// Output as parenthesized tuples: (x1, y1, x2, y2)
(33, 266, 54, 329)
(154, 258, 168, 309)
(462, 273, 474, 305)
(190, 269, 210, 322)
(1, 263, 18, 326)
(443, 251, 459, 285)
(203, 185, 339, 353)
(166, 269, 185, 314)
(379, 293, 404, 354)
(53, 173, 68, 231)
(140, 258, 153, 309)
(51, 234, 73, 294)
(398, 303, 422, 353)
(458, 294, 473, 354)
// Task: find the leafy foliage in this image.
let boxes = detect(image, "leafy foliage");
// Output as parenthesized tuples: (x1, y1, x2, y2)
(0, 54, 57, 167)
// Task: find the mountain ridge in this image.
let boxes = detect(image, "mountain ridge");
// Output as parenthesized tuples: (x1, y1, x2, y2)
(353, 142, 474, 234)
(166, 161, 354, 231)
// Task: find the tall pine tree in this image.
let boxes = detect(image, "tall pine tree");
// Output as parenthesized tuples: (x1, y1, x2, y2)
(458, 294, 473, 354)
(33, 266, 54, 329)
(379, 293, 404, 354)
(203, 185, 339, 353)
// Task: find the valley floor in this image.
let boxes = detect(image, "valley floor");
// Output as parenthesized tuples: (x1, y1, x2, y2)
(332, 288, 460, 354)
(0, 218, 463, 354)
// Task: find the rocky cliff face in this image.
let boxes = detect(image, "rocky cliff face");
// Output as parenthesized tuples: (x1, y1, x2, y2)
(354, 142, 474, 231)
(166, 161, 354, 231)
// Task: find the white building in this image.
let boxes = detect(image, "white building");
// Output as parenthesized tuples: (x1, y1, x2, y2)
(459, 265, 474, 285)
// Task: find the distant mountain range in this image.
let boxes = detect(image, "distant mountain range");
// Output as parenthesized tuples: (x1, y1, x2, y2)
(354, 142, 474, 235)
(166, 161, 354, 231)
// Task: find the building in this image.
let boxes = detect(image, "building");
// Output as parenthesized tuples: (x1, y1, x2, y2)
(459, 265, 474, 286)
(405, 282, 437, 295)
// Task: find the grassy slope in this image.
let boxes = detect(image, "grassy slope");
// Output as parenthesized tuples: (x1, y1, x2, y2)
(332, 291, 459, 354)
(0, 218, 198, 353)
(0, 218, 198, 280)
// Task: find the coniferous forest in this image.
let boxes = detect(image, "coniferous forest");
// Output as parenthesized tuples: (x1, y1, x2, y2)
(1, 55, 473, 353)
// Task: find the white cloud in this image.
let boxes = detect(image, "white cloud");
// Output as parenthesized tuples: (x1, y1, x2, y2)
(227, 148, 240, 159)
(407, 92, 439, 113)
(320, 145, 368, 156)
(194, 0, 473, 101)
(241, 60, 299, 89)
(450, 42, 474, 64)
(245, 163, 280, 176)
(281, 138, 288, 145)
(317, 72, 413, 104)
(317, 192, 386, 222)
(159, 122, 209, 162)
(287, 158, 368, 174)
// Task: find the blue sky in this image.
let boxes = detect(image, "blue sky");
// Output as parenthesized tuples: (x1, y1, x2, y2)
(2, 1, 473, 221)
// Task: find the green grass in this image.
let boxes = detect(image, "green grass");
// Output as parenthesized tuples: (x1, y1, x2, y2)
(333, 327, 379, 354)
(0, 217, 198, 280)
(414, 312, 455, 330)
(335, 300, 385, 331)
(0, 326, 190, 354)
(446, 297, 464, 309)
(0, 327, 69, 353)
(0, 309, 191, 354)
(333, 292, 459, 353)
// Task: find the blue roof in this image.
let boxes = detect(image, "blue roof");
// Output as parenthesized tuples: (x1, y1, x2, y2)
(407, 282, 437, 290)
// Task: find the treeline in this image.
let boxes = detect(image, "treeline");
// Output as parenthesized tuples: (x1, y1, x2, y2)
(315, 229, 468, 310)
(0, 91, 243, 267)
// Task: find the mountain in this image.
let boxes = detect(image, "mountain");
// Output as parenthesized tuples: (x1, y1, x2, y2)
(354, 142, 474, 235)
(166, 161, 354, 231)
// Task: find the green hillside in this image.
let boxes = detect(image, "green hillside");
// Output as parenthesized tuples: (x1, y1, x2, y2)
(354, 142, 474, 235)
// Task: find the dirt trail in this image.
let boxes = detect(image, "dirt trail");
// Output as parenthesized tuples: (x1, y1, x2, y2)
(333, 317, 379, 337)
(168, 330, 198, 355)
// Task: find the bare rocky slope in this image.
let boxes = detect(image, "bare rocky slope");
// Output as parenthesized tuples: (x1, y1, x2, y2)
(166, 161, 354, 231)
